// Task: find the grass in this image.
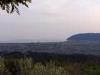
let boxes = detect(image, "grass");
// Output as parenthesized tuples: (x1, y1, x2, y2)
(0, 56, 100, 75)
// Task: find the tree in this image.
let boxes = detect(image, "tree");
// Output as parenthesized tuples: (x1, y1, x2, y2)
(0, 0, 31, 14)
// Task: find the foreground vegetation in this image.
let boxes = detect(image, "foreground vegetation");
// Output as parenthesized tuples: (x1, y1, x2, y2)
(0, 56, 100, 75)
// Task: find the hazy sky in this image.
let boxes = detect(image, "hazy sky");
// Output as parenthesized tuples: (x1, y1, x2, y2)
(0, 0, 100, 42)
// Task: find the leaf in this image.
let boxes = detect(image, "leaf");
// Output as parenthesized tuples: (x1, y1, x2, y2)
(0, 0, 31, 14)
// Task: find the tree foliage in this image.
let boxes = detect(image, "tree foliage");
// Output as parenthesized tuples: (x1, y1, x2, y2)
(0, 0, 31, 14)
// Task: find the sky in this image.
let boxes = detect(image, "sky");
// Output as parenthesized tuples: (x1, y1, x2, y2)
(0, 0, 100, 42)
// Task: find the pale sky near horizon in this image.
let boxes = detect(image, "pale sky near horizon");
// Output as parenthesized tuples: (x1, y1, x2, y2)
(0, 0, 100, 42)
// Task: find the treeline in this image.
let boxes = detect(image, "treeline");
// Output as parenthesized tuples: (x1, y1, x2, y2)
(2, 52, 100, 63)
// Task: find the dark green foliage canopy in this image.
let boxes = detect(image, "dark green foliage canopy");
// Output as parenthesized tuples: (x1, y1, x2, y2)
(0, 0, 31, 14)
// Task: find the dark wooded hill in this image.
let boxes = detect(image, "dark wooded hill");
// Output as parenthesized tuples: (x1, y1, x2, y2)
(67, 33, 100, 41)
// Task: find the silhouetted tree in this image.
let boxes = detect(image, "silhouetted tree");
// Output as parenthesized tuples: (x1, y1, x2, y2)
(0, 0, 31, 14)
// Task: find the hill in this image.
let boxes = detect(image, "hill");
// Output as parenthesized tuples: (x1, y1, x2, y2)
(0, 33, 100, 56)
(67, 33, 100, 41)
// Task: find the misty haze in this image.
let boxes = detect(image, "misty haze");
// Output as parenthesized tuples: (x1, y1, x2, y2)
(1, 0, 100, 42)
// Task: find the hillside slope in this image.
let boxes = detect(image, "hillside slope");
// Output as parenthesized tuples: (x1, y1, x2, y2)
(67, 33, 100, 41)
